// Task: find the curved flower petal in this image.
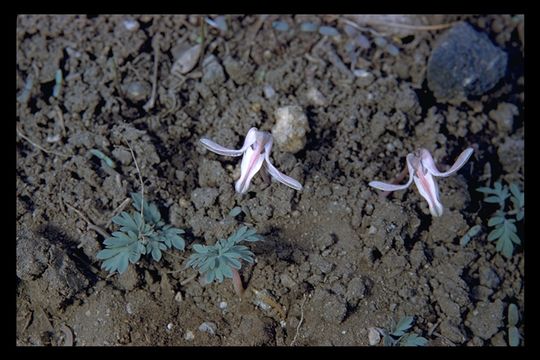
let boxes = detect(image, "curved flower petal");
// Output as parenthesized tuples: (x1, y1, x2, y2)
(413, 169, 444, 217)
(263, 140, 303, 191)
(422, 148, 473, 177)
(235, 146, 265, 193)
(369, 153, 416, 191)
(200, 128, 258, 157)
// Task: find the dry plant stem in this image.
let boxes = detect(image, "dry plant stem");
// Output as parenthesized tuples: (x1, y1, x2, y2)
(54, 105, 66, 137)
(180, 273, 198, 286)
(105, 197, 131, 228)
(381, 167, 408, 198)
(16, 127, 68, 158)
(143, 35, 160, 112)
(66, 203, 111, 239)
(339, 18, 456, 32)
(290, 294, 308, 346)
(232, 268, 245, 298)
(125, 139, 144, 223)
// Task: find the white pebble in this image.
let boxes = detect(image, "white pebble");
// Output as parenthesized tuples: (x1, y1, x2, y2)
(272, 105, 310, 153)
(368, 328, 381, 345)
(198, 322, 217, 335)
(167, 323, 174, 331)
(263, 84, 276, 99)
(219, 301, 228, 309)
(123, 19, 139, 31)
(184, 330, 195, 341)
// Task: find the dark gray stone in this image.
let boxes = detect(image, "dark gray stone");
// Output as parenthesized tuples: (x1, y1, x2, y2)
(427, 22, 507, 102)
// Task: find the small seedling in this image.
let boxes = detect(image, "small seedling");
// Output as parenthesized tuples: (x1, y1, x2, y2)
(369, 147, 473, 217)
(97, 192, 185, 274)
(477, 181, 524, 258)
(89, 149, 116, 169)
(380, 316, 428, 347)
(508, 303, 522, 346)
(460, 224, 482, 246)
(186, 225, 263, 296)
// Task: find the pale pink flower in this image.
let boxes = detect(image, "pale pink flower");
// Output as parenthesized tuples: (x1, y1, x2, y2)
(369, 148, 474, 216)
(200, 128, 303, 194)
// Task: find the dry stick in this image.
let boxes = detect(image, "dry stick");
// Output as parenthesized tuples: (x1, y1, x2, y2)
(16, 127, 68, 158)
(180, 273, 198, 286)
(143, 35, 160, 112)
(339, 18, 456, 32)
(54, 105, 66, 137)
(65, 203, 111, 239)
(290, 293, 308, 346)
(105, 197, 131, 228)
(124, 139, 144, 223)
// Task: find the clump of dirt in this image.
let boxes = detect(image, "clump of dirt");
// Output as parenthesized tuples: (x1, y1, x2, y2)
(17, 14, 523, 346)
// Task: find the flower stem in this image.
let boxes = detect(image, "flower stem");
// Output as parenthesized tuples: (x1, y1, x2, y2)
(231, 268, 245, 298)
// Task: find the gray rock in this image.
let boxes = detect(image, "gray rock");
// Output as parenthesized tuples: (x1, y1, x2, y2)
(197, 159, 226, 188)
(309, 254, 334, 274)
(479, 266, 501, 289)
(439, 319, 466, 344)
(190, 187, 219, 210)
(427, 22, 507, 102)
(16, 227, 48, 281)
(345, 277, 366, 305)
(202, 55, 225, 85)
(466, 299, 504, 340)
(313, 289, 347, 325)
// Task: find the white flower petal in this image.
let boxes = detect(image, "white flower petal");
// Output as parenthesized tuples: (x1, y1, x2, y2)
(413, 169, 443, 217)
(369, 153, 415, 192)
(422, 148, 473, 177)
(235, 146, 265, 193)
(263, 141, 302, 191)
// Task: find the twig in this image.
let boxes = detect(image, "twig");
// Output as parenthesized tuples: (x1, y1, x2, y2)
(66, 203, 111, 239)
(54, 105, 66, 137)
(124, 138, 144, 223)
(180, 273, 198, 286)
(143, 35, 160, 112)
(105, 197, 131, 228)
(16, 127, 68, 158)
(339, 17, 456, 33)
(290, 293, 308, 346)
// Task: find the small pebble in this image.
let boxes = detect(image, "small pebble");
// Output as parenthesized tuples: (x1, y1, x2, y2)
(175, 292, 183, 303)
(198, 322, 217, 335)
(272, 21, 289, 32)
(386, 43, 400, 56)
(125, 81, 148, 102)
(368, 328, 381, 345)
(166, 323, 174, 331)
(319, 26, 339, 37)
(374, 37, 388, 48)
(126, 303, 134, 315)
(184, 330, 195, 341)
(263, 84, 276, 99)
(353, 69, 371, 78)
(123, 18, 139, 31)
(46, 134, 61, 143)
(300, 22, 318, 32)
(219, 301, 228, 310)
(356, 34, 371, 49)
